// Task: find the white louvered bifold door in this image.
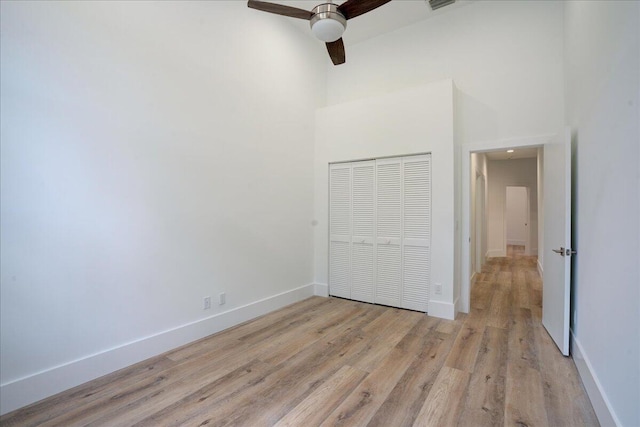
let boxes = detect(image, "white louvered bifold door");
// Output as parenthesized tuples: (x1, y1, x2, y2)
(329, 164, 351, 299)
(351, 161, 376, 303)
(329, 154, 431, 313)
(375, 158, 403, 307)
(402, 155, 431, 312)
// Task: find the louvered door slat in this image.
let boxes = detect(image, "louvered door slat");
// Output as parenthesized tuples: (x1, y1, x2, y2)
(377, 244, 401, 305)
(330, 166, 351, 238)
(404, 157, 431, 240)
(376, 159, 402, 307)
(352, 163, 375, 239)
(376, 162, 402, 239)
(402, 155, 431, 312)
(329, 164, 351, 298)
(351, 161, 375, 303)
(403, 245, 430, 311)
(351, 243, 374, 303)
(330, 241, 351, 298)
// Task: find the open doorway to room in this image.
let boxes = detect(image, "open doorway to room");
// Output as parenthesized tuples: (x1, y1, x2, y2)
(461, 138, 545, 314)
(462, 131, 574, 356)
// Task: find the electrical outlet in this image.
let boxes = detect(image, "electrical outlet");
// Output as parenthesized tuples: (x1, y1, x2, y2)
(219, 292, 226, 305)
(203, 296, 211, 310)
(434, 283, 442, 295)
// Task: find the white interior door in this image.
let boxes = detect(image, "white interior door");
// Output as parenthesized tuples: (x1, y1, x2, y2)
(402, 155, 431, 312)
(375, 158, 402, 307)
(506, 186, 529, 251)
(543, 127, 572, 356)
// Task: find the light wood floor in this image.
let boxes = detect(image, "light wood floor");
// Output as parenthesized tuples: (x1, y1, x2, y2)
(1, 251, 598, 426)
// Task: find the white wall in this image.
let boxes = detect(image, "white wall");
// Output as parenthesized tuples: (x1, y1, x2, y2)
(325, 0, 564, 146)
(486, 158, 538, 257)
(313, 80, 456, 319)
(564, 1, 640, 425)
(0, 0, 325, 414)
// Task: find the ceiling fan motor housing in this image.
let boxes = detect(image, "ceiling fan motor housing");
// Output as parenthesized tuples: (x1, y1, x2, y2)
(310, 3, 347, 42)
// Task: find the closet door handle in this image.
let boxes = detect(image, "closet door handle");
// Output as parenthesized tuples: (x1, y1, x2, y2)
(552, 247, 565, 256)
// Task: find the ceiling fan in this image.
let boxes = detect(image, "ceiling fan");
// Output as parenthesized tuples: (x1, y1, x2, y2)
(247, 0, 392, 65)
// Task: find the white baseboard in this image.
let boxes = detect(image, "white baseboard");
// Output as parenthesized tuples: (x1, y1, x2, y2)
(0, 283, 316, 416)
(486, 249, 506, 258)
(537, 259, 543, 277)
(570, 330, 620, 427)
(428, 299, 456, 320)
(314, 283, 329, 297)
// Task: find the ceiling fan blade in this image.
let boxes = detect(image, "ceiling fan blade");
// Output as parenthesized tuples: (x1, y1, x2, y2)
(337, 0, 392, 20)
(326, 39, 346, 65)
(247, 0, 312, 20)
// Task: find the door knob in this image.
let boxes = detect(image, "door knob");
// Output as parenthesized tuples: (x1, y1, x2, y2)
(552, 247, 565, 256)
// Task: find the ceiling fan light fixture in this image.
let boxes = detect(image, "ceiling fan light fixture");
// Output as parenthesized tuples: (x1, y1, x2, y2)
(310, 3, 347, 42)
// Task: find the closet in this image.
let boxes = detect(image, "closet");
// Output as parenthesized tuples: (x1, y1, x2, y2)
(329, 154, 431, 312)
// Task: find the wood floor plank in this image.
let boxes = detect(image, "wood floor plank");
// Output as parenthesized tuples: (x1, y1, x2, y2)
(470, 280, 494, 310)
(444, 307, 486, 372)
(505, 362, 549, 427)
(320, 348, 416, 427)
(509, 306, 540, 370)
(273, 365, 368, 427)
(457, 326, 509, 427)
(1, 247, 599, 427)
(39, 347, 264, 426)
(123, 359, 273, 427)
(169, 307, 389, 427)
(535, 324, 600, 427)
(393, 315, 441, 356)
(0, 355, 177, 427)
(165, 296, 330, 363)
(413, 366, 470, 427)
(513, 268, 530, 308)
(436, 316, 463, 335)
(258, 300, 370, 365)
(351, 308, 422, 372)
(486, 285, 512, 329)
(367, 330, 453, 427)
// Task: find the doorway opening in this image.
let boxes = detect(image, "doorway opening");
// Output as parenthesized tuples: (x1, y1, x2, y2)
(461, 136, 546, 313)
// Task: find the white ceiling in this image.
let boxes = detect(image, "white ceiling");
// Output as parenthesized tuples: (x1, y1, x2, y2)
(276, 0, 475, 44)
